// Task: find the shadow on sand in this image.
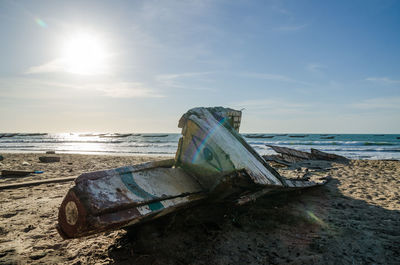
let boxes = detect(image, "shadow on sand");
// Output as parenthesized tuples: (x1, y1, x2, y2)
(107, 174, 400, 265)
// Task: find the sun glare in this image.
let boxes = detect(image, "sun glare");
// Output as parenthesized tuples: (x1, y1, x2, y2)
(61, 31, 109, 75)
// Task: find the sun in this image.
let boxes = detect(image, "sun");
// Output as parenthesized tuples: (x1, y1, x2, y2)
(61, 31, 109, 75)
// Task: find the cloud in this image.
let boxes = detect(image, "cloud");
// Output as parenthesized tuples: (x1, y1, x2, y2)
(241, 72, 311, 86)
(273, 24, 308, 31)
(307, 63, 326, 73)
(156, 72, 215, 90)
(365, 77, 400, 84)
(84, 82, 163, 98)
(0, 77, 161, 99)
(232, 98, 311, 115)
(352, 97, 400, 110)
(26, 57, 111, 76)
(26, 59, 66, 74)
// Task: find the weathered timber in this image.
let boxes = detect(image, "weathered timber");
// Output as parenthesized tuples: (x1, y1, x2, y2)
(265, 145, 349, 165)
(39, 156, 60, 163)
(175, 107, 285, 189)
(57, 107, 329, 239)
(236, 176, 329, 205)
(1, 170, 34, 177)
(0, 176, 76, 190)
(266, 145, 311, 160)
(57, 159, 206, 238)
(262, 155, 293, 166)
(310, 148, 349, 162)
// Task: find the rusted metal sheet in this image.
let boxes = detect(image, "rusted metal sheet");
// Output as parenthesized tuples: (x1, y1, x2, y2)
(58, 107, 330, 239)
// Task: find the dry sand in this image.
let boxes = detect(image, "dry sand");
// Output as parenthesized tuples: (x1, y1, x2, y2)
(0, 153, 399, 264)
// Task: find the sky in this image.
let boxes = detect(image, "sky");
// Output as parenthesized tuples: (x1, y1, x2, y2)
(0, 0, 399, 133)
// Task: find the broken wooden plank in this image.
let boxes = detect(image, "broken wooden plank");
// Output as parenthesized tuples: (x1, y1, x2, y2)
(0, 176, 76, 190)
(262, 155, 293, 166)
(266, 145, 349, 165)
(310, 148, 349, 162)
(266, 145, 311, 160)
(1, 170, 35, 177)
(237, 175, 330, 205)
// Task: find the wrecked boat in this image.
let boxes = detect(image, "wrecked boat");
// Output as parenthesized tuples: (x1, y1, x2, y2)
(57, 107, 329, 239)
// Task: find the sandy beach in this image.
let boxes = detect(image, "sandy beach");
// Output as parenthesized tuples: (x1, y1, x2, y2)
(0, 153, 399, 264)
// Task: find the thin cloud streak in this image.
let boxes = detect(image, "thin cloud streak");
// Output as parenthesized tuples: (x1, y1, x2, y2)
(0, 77, 162, 99)
(232, 98, 312, 115)
(85, 82, 163, 98)
(273, 24, 308, 31)
(307, 63, 326, 73)
(26, 59, 66, 74)
(365, 77, 400, 84)
(156, 72, 215, 90)
(241, 72, 311, 86)
(352, 97, 400, 110)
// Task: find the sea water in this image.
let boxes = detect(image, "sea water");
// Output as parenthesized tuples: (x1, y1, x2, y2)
(0, 133, 399, 160)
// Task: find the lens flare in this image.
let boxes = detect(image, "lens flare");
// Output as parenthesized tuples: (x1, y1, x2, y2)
(190, 117, 226, 163)
(306, 210, 327, 227)
(35, 18, 47, 28)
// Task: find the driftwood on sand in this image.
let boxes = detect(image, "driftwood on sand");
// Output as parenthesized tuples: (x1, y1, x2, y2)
(264, 145, 349, 167)
(0, 176, 76, 190)
(1, 170, 35, 178)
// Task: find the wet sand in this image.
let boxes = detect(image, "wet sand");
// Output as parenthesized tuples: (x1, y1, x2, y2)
(0, 153, 399, 264)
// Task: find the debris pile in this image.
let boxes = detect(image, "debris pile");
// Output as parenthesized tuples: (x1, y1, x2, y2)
(57, 107, 330, 239)
(263, 145, 349, 167)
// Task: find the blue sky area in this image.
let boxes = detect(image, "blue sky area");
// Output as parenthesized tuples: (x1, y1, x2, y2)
(0, 0, 399, 133)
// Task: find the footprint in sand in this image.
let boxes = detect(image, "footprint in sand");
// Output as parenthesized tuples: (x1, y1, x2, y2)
(1, 212, 18, 218)
(0, 226, 8, 236)
(0, 249, 15, 258)
(30, 234, 45, 239)
(23, 225, 36, 233)
(29, 252, 47, 260)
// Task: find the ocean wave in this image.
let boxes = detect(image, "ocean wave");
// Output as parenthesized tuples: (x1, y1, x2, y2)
(252, 141, 397, 147)
(363, 142, 395, 146)
(0, 145, 36, 148)
(0, 140, 124, 144)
